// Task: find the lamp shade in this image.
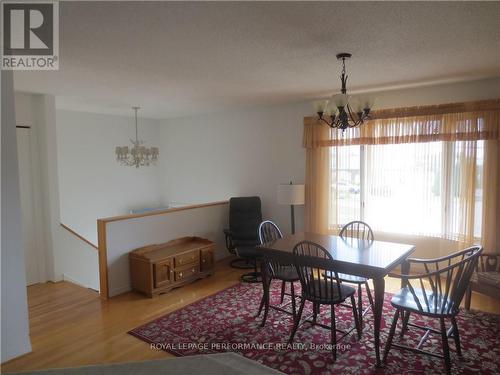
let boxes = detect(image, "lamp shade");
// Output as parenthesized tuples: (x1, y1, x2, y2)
(277, 183, 305, 205)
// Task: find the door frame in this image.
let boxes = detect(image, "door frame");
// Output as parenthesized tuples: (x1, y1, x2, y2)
(16, 125, 48, 284)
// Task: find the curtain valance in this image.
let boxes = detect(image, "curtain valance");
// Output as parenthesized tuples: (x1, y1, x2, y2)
(303, 99, 500, 148)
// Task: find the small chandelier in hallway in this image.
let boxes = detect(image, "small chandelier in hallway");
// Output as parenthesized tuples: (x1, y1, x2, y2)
(115, 106, 159, 168)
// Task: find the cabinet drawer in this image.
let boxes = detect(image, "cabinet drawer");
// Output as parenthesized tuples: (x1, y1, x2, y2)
(200, 248, 214, 272)
(154, 260, 172, 288)
(175, 264, 198, 282)
(174, 250, 199, 267)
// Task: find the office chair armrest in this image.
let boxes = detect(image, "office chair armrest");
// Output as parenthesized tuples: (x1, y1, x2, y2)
(223, 228, 235, 251)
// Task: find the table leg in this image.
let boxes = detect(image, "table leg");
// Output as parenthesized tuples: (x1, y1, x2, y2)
(260, 258, 270, 327)
(372, 276, 385, 367)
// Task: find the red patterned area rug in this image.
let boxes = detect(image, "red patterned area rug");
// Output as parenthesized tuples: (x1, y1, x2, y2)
(129, 282, 500, 374)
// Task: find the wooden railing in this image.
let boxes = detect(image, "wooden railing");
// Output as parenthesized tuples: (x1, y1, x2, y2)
(97, 201, 228, 223)
(60, 223, 98, 250)
(97, 200, 229, 299)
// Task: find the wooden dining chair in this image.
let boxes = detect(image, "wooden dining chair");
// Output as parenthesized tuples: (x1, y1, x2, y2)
(338, 221, 375, 329)
(289, 241, 361, 361)
(383, 246, 482, 375)
(256, 220, 299, 324)
(464, 252, 500, 309)
(340, 220, 374, 242)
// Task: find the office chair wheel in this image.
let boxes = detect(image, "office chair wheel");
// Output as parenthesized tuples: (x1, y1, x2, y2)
(230, 258, 255, 269)
(241, 271, 262, 283)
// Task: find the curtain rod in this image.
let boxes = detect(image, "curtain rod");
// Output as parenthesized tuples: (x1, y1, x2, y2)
(368, 98, 500, 120)
(304, 98, 500, 124)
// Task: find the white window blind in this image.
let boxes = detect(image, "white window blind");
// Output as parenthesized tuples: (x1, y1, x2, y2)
(330, 140, 484, 240)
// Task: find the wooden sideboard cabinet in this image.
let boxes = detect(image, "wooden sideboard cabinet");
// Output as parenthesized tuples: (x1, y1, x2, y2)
(129, 236, 215, 297)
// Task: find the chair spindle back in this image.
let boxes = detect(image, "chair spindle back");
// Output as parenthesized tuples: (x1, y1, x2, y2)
(259, 220, 283, 244)
(478, 253, 500, 272)
(293, 241, 343, 303)
(405, 246, 482, 315)
(258, 220, 287, 277)
(339, 221, 374, 242)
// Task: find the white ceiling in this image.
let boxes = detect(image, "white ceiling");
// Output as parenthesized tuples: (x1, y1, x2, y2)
(14, 1, 500, 119)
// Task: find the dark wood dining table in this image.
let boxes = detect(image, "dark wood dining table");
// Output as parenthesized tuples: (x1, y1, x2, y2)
(257, 232, 415, 367)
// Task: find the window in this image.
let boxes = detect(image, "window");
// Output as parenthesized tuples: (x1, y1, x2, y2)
(330, 140, 484, 240)
(330, 145, 361, 227)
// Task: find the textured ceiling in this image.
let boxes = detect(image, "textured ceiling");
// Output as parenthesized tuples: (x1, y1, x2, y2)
(13, 1, 500, 119)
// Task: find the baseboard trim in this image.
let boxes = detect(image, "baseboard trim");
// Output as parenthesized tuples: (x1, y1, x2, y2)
(0, 349, 32, 365)
(108, 285, 132, 298)
(62, 274, 100, 292)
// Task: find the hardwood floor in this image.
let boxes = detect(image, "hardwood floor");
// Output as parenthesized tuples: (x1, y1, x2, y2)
(2, 256, 499, 373)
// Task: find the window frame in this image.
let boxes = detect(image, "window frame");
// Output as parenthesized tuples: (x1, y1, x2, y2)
(333, 140, 483, 241)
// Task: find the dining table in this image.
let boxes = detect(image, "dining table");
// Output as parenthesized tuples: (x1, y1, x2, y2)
(257, 231, 416, 368)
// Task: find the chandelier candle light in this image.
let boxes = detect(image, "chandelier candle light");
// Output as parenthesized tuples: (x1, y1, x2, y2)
(116, 106, 159, 168)
(314, 53, 374, 131)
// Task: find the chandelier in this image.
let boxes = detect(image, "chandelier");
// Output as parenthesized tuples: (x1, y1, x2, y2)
(314, 53, 374, 131)
(115, 106, 159, 168)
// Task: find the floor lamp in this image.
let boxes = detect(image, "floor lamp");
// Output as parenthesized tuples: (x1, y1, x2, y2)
(277, 182, 305, 234)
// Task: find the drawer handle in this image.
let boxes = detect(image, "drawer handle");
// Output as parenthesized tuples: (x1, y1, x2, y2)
(202, 259, 206, 263)
(179, 272, 183, 277)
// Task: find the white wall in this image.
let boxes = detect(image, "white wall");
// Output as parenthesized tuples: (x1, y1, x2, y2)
(56, 110, 163, 244)
(159, 102, 308, 235)
(357, 77, 500, 110)
(56, 227, 99, 290)
(15, 93, 53, 283)
(159, 77, 500, 256)
(14, 94, 100, 290)
(1, 72, 32, 362)
(33, 94, 60, 283)
(105, 203, 228, 297)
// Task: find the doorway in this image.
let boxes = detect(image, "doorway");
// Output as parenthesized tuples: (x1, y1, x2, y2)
(16, 126, 44, 285)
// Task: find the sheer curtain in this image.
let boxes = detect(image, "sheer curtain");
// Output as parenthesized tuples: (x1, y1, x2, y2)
(444, 140, 478, 243)
(321, 101, 500, 147)
(481, 140, 499, 254)
(363, 140, 484, 244)
(330, 145, 361, 232)
(364, 141, 444, 237)
(304, 121, 331, 234)
(303, 99, 500, 252)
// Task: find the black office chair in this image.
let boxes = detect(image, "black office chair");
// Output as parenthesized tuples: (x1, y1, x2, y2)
(223, 196, 262, 283)
(256, 220, 300, 324)
(383, 246, 482, 375)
